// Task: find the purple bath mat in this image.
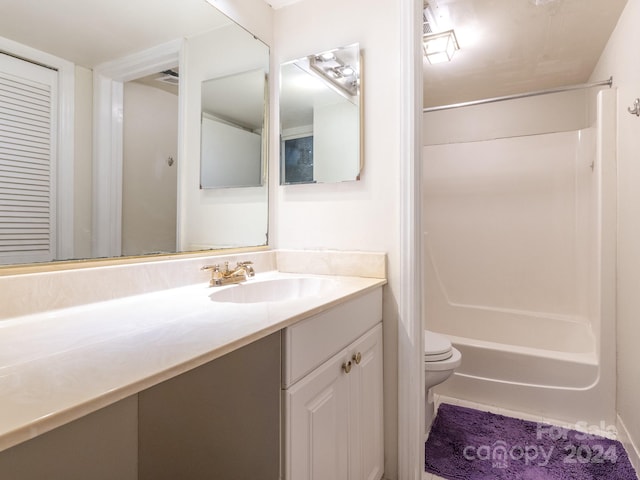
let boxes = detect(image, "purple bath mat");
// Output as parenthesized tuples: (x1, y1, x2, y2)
(425, 403, 638, 480)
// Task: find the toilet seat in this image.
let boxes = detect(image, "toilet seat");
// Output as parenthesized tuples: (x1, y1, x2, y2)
(424, 330, 453, 362)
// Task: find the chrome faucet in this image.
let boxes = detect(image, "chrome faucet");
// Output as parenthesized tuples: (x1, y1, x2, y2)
(201, 261, 255, 287)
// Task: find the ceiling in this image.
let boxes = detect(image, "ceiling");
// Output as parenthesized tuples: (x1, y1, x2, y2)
(0, 0, 232, 67)
(424, 0, 628, 107)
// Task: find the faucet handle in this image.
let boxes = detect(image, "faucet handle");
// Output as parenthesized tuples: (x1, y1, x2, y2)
(237, 260, 255, 277)
(201, 264, 219, 272)
(201, 264, 222, 286)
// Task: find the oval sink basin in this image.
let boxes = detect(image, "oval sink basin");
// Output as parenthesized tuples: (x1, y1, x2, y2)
(209, 277, 338, 304)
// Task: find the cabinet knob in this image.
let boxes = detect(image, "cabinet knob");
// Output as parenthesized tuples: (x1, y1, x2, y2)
(342, 361, 352, 374)
(352, 352, 362, 365)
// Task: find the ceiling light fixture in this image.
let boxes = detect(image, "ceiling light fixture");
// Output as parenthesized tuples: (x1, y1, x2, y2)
(423, 29, 459, 64)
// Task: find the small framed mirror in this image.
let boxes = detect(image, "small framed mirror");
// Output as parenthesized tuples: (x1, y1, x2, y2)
(279, 43, 362, 185)
(200, 68, 267, 189)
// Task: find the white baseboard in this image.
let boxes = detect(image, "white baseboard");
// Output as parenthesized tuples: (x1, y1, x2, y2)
(617, 414, 640, 476)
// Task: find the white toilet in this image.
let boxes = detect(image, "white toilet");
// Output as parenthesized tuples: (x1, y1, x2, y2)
(424, 330, 462, 433)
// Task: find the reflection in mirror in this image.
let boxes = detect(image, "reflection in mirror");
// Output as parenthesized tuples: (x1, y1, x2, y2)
(122, 72, 179, 257)
(279, 44, 362, 185)
(181, 23, 269, 251)
(0, 1, 270, 268)
(200, 69, 266, 189)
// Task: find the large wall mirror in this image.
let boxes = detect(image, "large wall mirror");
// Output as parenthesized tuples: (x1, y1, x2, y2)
(0, 0, 269, 268)
(279, 44, 362, 185)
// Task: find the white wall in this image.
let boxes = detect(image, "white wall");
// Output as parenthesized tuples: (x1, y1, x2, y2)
(179, 24, 269, 249)
(122, 82, 178, 256)
(590, 0, 640, 457)
(273, 1, 406, 477)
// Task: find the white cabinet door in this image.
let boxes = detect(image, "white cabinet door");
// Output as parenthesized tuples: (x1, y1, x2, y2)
(285, 350, 351, 480)
(284, 323, 383, 480)
(350, 324, 384, 480)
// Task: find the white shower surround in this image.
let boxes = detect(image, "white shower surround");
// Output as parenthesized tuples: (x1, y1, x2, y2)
(423, 89, 617, 426)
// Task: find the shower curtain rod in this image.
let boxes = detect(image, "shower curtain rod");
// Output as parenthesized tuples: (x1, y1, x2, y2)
(423, 76, 613, 113)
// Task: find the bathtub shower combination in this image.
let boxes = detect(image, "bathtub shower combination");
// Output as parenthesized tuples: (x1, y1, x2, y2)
(423, 88, 617, 427)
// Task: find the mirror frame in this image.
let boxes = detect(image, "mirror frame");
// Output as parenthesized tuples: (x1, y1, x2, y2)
(0, 245, 270, 277)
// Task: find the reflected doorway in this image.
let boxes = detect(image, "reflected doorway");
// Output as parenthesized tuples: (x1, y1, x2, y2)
(121, 69, 178, 256)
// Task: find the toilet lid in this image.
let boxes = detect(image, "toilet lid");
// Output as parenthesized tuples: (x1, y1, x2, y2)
(424, 330, 453, 362)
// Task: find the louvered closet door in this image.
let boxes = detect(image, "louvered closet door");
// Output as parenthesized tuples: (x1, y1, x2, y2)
(0, 53, 57, 265)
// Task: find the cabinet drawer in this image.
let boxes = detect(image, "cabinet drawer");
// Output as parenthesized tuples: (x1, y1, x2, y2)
(282, 287, 382, 388)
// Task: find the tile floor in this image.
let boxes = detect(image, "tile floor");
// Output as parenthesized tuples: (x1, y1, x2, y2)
(423, 395, 621, 480)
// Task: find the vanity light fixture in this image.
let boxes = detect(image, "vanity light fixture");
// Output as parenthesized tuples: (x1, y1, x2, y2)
(423, 29, 459, 64)
(309, 49, 359, 97)
(340, 66, 355, 76)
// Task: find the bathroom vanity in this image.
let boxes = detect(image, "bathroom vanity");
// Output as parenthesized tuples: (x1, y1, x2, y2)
(0, 254, 385, 480)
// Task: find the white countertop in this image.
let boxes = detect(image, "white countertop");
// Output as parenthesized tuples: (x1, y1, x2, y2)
(0, 271, 385, 452)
